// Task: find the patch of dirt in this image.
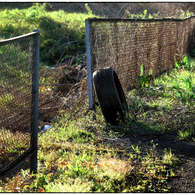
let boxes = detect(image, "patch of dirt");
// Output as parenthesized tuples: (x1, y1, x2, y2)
(100, 130, 195, 192)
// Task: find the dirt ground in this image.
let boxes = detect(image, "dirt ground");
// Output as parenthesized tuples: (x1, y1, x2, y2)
(100, 129, 195, 192)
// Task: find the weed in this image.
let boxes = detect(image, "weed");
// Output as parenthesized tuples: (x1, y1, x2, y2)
(124, 9, 148, 19)
(178, 128, 195, 140)
(132, 145, 141, 154)
(139, 64, 153, 88)
(85, 3, 93, 15)
(0, 107, 180, 193)
(162, 149, 178, 167)
(0, 94, 14, 108)
(179, 9, 194, 19)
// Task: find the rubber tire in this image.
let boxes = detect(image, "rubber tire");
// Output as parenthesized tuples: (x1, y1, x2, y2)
(93, 67, 128, 125)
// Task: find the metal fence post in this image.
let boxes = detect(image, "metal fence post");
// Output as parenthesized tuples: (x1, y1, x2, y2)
(30, 30, 40, 174)
(85, 19, 93, 110)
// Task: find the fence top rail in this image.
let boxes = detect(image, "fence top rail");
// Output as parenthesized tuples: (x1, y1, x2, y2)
(0, 31, 38, 46)
(86, 14, 195, 23)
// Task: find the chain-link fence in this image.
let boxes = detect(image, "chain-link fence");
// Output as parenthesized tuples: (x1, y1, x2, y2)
(86, 16, 195, 109)
(0, 30, 40, 176)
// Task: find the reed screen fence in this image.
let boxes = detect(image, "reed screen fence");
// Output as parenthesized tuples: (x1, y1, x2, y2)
(85, 16, 195, 109)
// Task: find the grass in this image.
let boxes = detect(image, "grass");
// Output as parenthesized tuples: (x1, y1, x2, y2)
(0, 3, 98, 66)
(0, 115, 179, 192)
(1, 55, 195, 193)
(124, 55, 195, 139)
(0, 128, 31, 169)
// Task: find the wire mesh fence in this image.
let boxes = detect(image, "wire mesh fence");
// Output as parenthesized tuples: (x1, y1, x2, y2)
(86, 16, 195, 109)
(0, 30, 40, 176)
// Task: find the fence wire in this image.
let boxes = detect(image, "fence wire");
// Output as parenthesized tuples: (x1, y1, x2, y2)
(86, 16, 195, 107)
(0, 32, 38, 175)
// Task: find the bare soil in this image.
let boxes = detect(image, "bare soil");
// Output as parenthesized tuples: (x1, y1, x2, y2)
(100, 129, 195, 192)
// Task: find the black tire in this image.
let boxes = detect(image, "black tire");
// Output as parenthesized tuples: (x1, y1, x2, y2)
(93, 67, 128, 125)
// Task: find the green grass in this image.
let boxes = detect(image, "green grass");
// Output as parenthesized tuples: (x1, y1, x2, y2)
(0, 115, 178, 192)
(0, 3, 98, 66)
(125, 55, 195, 139)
